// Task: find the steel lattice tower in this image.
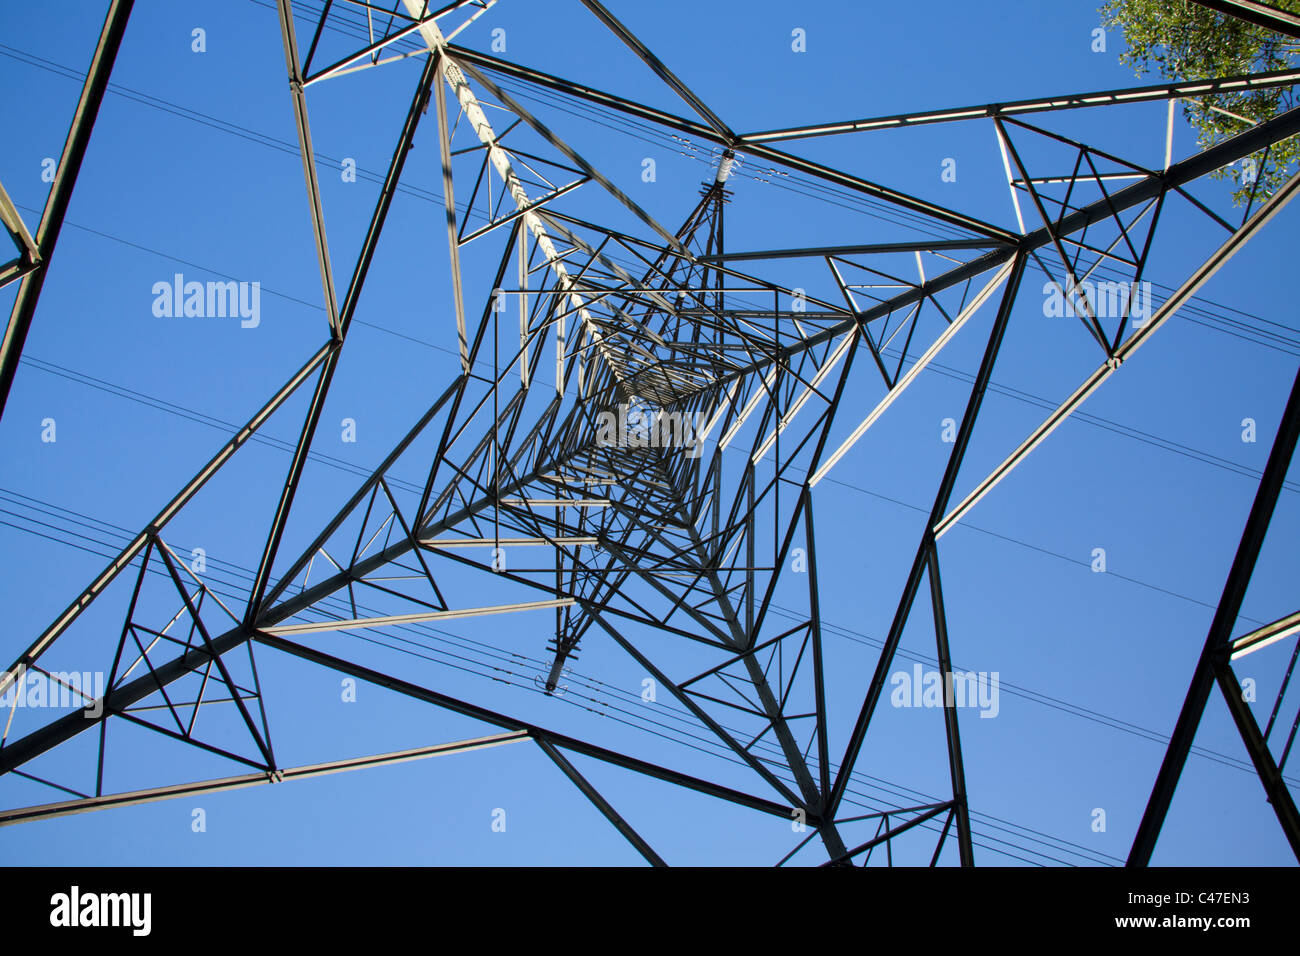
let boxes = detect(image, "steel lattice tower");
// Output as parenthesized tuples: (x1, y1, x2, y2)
(1, 0, 1299, 866)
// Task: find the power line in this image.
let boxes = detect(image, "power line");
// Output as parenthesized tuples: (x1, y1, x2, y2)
(4, 30, 1298, 356)
(10, 484, 1295, 860)
(0, 487, 1117, 864)
(18, 346, 1279, 633)
(7, 1, 1289, 868)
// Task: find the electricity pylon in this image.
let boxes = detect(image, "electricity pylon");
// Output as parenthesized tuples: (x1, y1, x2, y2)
(2, 0, 1299, 866)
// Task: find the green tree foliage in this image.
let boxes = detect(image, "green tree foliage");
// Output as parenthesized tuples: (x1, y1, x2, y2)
(1101, 0, 1300, 205)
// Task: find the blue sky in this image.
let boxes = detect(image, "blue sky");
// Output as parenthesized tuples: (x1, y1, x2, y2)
(0, 0, 1297, 866)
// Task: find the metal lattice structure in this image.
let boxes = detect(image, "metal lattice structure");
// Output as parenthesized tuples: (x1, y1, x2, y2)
(2, 0, 1299, 866)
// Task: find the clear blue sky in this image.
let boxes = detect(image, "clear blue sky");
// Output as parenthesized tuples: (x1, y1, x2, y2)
(0, 0, 1296, 865)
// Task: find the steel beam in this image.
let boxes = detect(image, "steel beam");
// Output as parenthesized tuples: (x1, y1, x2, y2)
(575, 0, 735, 141)
(536, 738, 667, 866)
(827, 253, 1027, 821)
(0, 341, 333, 702)
(1128, 360, 1300, 865)
(243, 16, 439, 625)
(927, 548, 974, 866)
(707, 101, 1300, 394)
(0, 732, 530, 826)
(1189, 0, 1300, 39)
(0, 0, 134, 421)
(255, 631, 808, 824)
(745, 67, 1300, 143)
(935, 169, 1300, 539)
